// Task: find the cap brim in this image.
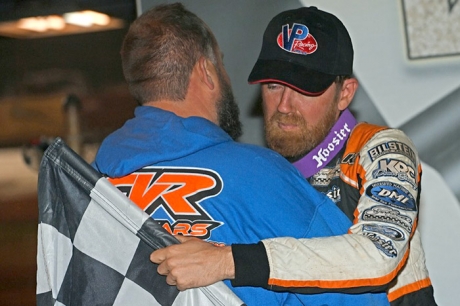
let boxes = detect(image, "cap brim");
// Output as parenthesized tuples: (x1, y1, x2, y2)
(248, 59, 337, 96)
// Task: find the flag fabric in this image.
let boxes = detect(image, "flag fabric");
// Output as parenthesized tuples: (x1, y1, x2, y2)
(36, 137, 245, 306)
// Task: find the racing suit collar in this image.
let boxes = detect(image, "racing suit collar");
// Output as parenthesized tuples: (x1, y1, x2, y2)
(292, 108, 357, 178)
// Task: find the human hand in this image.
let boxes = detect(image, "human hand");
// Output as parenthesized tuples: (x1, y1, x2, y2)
(150, 236, 235, 290)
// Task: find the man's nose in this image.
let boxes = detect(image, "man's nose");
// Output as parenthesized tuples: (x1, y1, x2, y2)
(277, 87, 295, 114)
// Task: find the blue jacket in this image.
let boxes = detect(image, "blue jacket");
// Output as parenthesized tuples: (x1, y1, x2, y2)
(94, 106, 389, 305)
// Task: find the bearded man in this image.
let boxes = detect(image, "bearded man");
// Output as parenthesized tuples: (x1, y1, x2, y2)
(151, 6, 436, 306)
(93, 3, 391, 306)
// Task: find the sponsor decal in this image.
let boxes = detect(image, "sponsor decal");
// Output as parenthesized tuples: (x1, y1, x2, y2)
(310, 160, 340, 187)
(367, 141, 416, 163)
(160, 220, 221, 239)
(362, 224, 405, 241)
(293, 109, 356, 178)
(312, 123, 352, 168)
(326, 185, 341, 203)
(277, 23, 317, 55)
(109, 167, 223, 239)
(363, 232, 398, 258)
(341, 152, 358, 165)
(372, 158, 417, 189)
(365, 181, 416, 211)
(362, 205, 413, 233)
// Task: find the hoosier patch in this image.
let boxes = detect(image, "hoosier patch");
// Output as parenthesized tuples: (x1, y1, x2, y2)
(363, 232, 398, 258)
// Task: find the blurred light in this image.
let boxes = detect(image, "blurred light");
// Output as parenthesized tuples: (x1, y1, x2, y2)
(0, 10, 124, 39)
(64, 11, 110, 28)
(47, 15, 66, 30)
(17, 15, 65, 32)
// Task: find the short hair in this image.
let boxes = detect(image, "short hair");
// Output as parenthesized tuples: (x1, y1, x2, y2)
(334, 75, 351, 86)
(333, 75, 352, 102)
(121, 3, 219, 104)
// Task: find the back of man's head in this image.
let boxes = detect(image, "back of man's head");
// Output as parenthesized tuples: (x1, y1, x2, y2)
(121, 3, 219, 104)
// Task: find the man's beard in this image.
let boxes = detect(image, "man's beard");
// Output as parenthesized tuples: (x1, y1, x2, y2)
(216, 73, 242, 140)
(264, 105, 337, 160)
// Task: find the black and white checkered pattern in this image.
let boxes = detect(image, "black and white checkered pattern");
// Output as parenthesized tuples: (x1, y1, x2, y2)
(37, 138, 245, 306)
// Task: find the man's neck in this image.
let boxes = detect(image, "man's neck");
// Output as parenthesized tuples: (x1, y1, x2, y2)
(144, 100, 189, 119)
(143, 96, 217, 124)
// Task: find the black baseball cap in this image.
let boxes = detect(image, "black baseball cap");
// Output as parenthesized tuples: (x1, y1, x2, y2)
(248, 6, 353, 96)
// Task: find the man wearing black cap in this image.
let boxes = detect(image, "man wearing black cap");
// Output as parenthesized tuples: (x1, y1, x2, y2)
(151, 6, 436, 306)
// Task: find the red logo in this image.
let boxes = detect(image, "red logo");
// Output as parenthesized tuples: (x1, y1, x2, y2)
(277, 23, 317, 55)
(109, 167, 223, 239)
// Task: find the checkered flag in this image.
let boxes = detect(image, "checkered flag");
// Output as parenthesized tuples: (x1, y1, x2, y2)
(36, 138, 245, 306)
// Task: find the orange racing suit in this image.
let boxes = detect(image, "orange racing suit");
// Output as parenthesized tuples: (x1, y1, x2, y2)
(231, 113, 436, 306)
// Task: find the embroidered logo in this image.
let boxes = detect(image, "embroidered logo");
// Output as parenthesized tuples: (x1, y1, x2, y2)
(109, 167, 223, 239)
(363, 232, 398, 258)
(367, 141, 416, 164)
(310, 159, 340, 187)
(365, 181, 416, 211)
(372, 158, 417, 189)
(362, 224, 405, 241)
(326, 185, 341, 203)
(362, 205, 413, 233)
(277, 23, 317, 55)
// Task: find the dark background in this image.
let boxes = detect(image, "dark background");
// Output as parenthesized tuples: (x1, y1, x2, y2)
(0, 1, 137, 305)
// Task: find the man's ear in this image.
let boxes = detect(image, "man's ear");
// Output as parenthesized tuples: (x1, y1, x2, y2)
(198, 57, 216, 90)
(338, 78, 358, 111)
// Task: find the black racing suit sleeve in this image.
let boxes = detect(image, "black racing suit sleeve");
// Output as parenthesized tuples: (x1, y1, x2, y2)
(230, 242, 269, 288)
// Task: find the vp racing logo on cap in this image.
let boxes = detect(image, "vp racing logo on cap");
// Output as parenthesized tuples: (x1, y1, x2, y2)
(277, 23, 317, 55)
(109, 167, 223, 239)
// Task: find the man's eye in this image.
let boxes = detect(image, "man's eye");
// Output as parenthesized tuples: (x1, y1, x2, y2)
(267, 84, 280, 90)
